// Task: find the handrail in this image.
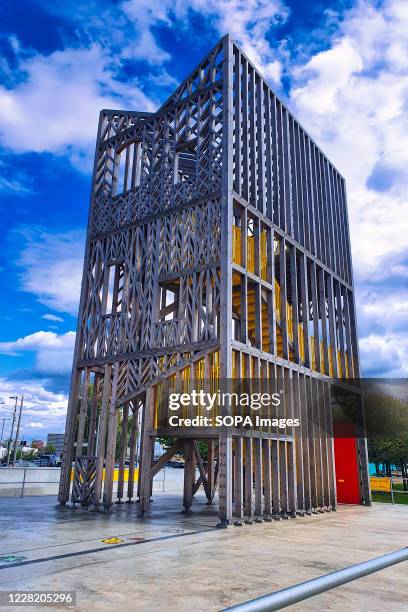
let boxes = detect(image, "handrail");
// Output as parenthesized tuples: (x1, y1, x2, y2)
(222, 547, 408, 611)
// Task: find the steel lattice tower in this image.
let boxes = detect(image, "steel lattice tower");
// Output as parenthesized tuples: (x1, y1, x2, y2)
(59, 35, 370, 523)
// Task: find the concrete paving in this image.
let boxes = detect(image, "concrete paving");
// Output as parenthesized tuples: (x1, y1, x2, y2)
(0, 483, 407, 611)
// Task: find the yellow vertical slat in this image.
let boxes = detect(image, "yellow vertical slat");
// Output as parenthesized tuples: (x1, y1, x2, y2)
(154, 383, 159, 429)
(260, 231, 268, 280)
(311, 337, 316, 371)
(247, 235, 255, 273)
(320, 341, 324, 374)
(329, 346, 334, 377)
(337, 351, 342, 378)
(232, 225, 242, 266)
(210, 351, 219, 418)
(274, 279, 281, 319)
(298, 324, 305, 362)
(287, 302, 293, 341)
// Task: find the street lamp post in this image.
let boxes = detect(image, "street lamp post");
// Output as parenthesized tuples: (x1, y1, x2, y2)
(12, 396, 24, 467)
(6, 396, 18, 467)
(0, 417, 11, 446)
(0, 399, 9, 464)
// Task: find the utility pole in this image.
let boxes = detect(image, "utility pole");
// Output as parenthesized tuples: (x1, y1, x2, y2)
(6, 396, 18, 467)
(12, 396, 24, 467)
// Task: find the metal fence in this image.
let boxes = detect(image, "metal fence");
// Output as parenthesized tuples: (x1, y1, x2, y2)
(0, 467, 167, 498)
(390, 477, 408, 504)
(370, 476, 408, 504)
(0, 467, 60, 497)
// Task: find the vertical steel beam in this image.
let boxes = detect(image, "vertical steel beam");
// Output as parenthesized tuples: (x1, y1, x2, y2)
(234, 437, 244, 518)
(138, 387, 155, 516)
(254, 438, 263, 517)
(244, 437, 253, 519)
(218, 34, 234, 525)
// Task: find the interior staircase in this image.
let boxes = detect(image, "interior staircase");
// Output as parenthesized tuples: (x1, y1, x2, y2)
(232, 225, 350, 378)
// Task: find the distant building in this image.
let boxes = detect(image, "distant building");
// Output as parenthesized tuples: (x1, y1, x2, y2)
(47, 433, 64, 456)
(32, 439, 45, 449)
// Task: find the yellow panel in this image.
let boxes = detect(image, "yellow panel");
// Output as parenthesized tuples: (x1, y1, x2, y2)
(247, 235, 255, 273)
(71, 467, 139, 483)
(370, 477, 391, 492)
(260, 231, 268, 280)
(232, 225, 242, 266)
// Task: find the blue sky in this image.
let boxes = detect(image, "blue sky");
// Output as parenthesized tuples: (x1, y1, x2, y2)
(0, 0, 407, 440)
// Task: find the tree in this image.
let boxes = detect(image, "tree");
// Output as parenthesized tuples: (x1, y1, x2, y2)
(23, 449, 38, 461)
(368, 436, 408, 488)
(115, 413, 135, 461)
(367, 438, 393, 475)
(156, 437, 210, 461)
(40, 443, 56, 455)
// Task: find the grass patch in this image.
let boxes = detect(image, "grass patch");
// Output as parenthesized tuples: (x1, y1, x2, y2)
(372, 491, 408, 505)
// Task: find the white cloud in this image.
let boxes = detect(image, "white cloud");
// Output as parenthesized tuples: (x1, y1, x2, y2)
(359, 334, 408, 377)
(0, 331, 75, 376)
(122, 0, 289, 84)
(287, 0, 408, 375)
(15, 227, 84, 315)
(0, 1, 288, 165)
(42, 314, 64, 323)
(0, 377, 68, 437)
(289, 0, 408, 273)
(0, 43, 155, 169)
(25, 422, 45, 429)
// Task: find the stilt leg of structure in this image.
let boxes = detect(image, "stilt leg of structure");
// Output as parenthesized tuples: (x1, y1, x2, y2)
(116, 402, 129, 503)
(327, 389, 337, 511)
(58, 368, 82, 505)
(271, 439, 280, 518)
(234, 437, 243, 520)
(217, 430, 232, 527)
(102, 367, 119, 511)
(206, 440, 216, 503)
(193, 441, 211, 502)
(93, 364, 112, 507)
(138, 389, 154, 517)
(254, 438, 263, 520)
(87, 373, 100, 458)
(244, 437, 253, 522)
(262, 439, 272, 518)
(358, 436, 371, 505)
(127, 400, 139, 503)
(287, 374, 298, 518)
(76, 368, 90, 459)
(182, 439, 194, 514)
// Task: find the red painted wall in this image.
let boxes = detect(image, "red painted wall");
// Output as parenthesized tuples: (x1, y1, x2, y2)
(333, 424, 361, 504)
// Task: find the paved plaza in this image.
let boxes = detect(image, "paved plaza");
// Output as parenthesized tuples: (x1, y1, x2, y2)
(0, 486, 407, 611)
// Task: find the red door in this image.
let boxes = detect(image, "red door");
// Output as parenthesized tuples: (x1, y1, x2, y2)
(333, 423, 361, 504)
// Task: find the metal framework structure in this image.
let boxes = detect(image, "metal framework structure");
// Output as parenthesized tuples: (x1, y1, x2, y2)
(58, 35, 370, 524)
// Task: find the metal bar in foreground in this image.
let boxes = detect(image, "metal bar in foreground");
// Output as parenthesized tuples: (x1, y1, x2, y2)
(223, 547, 408, 611)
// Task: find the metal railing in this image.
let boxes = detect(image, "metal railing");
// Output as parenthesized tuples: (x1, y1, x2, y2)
(223, 547, 408, 611)
(371, 476, 408, 504)
(390, 476, 408, 504)
(0, 467, 167, 497)
(153, 468, 166, 492)
(0, 467, 60, 498)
